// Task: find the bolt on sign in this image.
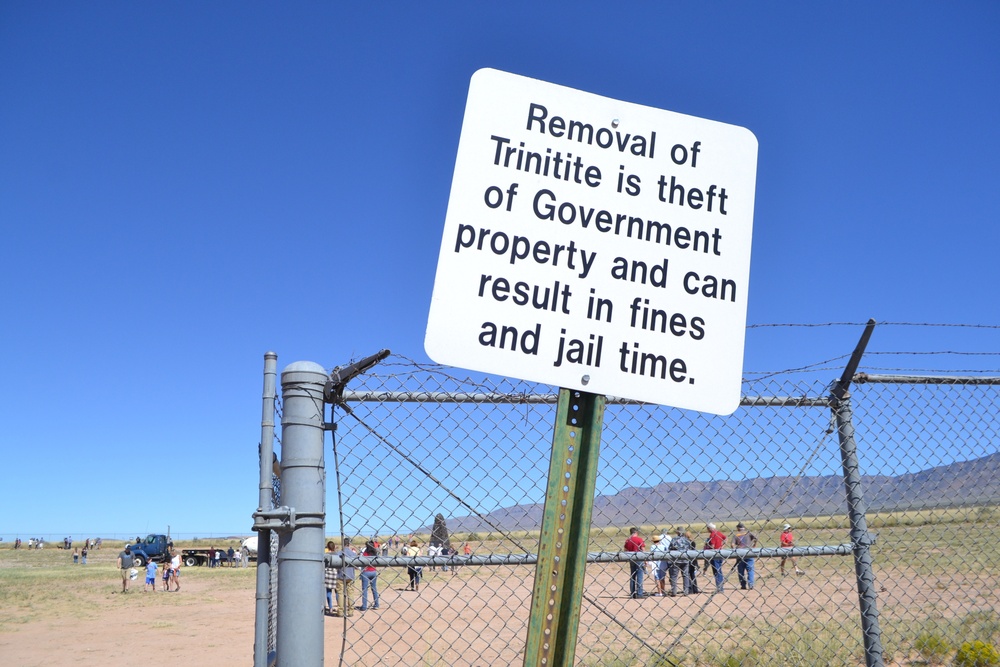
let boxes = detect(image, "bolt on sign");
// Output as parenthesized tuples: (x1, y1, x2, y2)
(426, 68, 757, 415)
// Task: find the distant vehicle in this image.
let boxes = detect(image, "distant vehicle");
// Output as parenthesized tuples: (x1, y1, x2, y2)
(129, 533, 246, 568)
(241, 535, 258, 563)
(129, 534, 173, 567)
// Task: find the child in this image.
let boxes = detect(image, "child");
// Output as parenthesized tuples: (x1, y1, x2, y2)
(145, 559, 158, 592)
(162, 559, 172, 591)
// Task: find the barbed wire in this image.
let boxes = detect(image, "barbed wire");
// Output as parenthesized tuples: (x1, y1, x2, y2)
(747, 322, 1000, 329)
(867, 351, 1000, 356)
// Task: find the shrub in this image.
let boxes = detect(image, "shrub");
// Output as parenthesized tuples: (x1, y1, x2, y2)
(954, 641, 1000, 667)
(718, 649, 760, 667)
(915, 632, 951, 664)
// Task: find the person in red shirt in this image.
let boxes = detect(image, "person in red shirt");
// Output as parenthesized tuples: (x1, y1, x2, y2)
(624, 527, 646, 599)
(705, 523, 727, 593)
(779, 524, 805, 576)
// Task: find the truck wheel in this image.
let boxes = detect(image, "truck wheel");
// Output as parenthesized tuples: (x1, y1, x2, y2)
(133, 555, 146, 568)
(185, 556, 199, 568)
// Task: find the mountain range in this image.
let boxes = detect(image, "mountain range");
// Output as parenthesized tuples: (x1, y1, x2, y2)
(438, 451, 1000, 534)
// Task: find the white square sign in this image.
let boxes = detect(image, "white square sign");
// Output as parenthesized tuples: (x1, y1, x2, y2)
(426, 69, 757, 415)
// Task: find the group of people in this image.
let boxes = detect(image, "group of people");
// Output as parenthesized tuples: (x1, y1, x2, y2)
(322, 537, 475, 616)
(116, 544, 182, 594)
(207, 545, 238, 567)
(624, 522, 805, 598)
(325, 537, 382, 617)
(12, 536, 101, 551)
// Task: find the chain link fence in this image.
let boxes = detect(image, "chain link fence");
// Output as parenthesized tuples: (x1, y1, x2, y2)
(265, 356, 998, 666)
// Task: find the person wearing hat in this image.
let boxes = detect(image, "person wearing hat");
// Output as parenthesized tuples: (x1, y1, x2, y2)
(405, 540, 422, 592)
(116, 545, 135, 593)
(729, 522, 758, 590)
(650, 534, 669, 596)
(779, 524, 804, 576)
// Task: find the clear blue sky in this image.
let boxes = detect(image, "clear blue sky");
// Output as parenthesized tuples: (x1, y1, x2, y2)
(2, 3, 998, 539)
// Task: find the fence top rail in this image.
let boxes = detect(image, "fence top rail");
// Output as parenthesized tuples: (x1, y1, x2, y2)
(340, 390, 832, 408)
(854, 373, 1000, 385)
(324, 544, 852, 568)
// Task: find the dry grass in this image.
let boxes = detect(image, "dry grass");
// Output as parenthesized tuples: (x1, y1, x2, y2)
(2, 507, 999, 666)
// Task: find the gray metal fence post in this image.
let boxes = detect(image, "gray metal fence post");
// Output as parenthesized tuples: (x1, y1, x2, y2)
(276, 361, 328, 667)
(830, 320, 884, 667)
(254, 352, 278, 667)
(832, 396, 884, 667)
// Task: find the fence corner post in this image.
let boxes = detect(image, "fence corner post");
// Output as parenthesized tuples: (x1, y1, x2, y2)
(275, 361, 328, 667)
(830, 320, 884, 667)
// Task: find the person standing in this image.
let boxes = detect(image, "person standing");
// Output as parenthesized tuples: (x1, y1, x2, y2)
(169, 548, 182, 592)
(650, 534, 669, 596)
(336, 538, 357, 616)
(358, 540, 380, 611)
(72, 547, 79, 564)
(117, 545, 135, 593)
(730, 522, 758, 590)
(705, 523, 727, 593)
(668, 528, 694, 596)
(779, 524, 805, 575)
(144, 559, 158, 592)
(324, 541, 337, 614)
(624, 526, 646, 599)
(81, 545, 88, 565)
(405, 540, 422, 592)
(684, 531, 700, 593)
(427, 542, 438, 572)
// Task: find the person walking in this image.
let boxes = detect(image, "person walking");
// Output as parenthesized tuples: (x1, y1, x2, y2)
(779, 523, 805, 575)
(730, 522, 758, 590)
(705, 523, 727, 593)
(117, 545, 135, 593)
(624, 526, 646, 599)
(358, 540, 380, 611)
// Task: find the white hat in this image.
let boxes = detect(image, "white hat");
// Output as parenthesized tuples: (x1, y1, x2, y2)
(783, 524, 792, 530)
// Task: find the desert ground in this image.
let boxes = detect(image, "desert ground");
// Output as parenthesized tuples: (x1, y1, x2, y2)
(2, 526, 998, 666)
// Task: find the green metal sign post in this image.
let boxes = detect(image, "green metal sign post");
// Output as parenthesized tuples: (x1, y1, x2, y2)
(524, 388, 606, 667)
